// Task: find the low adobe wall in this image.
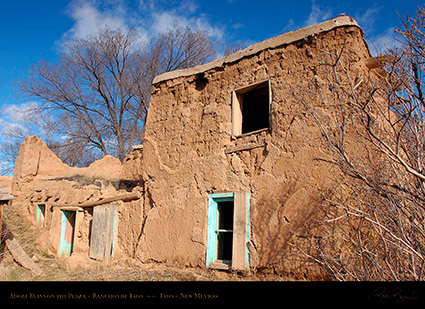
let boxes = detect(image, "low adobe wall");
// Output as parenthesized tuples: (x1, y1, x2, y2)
(10, 136, 144, 261)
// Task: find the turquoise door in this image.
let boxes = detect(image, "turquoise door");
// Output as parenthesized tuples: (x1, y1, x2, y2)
(206, 192, 250, 270)
(59, 210, 76, 257)
(206, 193, 234, 268)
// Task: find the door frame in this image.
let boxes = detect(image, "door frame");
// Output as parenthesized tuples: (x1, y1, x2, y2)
(206, 192, 250, 270)
(59, 210, 76, 257)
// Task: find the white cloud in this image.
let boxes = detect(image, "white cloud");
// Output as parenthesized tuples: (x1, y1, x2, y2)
(280, 1, 333, 34)
(0, 101, 42, 141)
(304, 0, 333, 27)
(64, 0, 129, 40)
(354, 6, 384, 33)
(281, 18, 296, 33)
(0, 160, 8, 172)
(151, 11, 223, 39)
(353, 6, 400, 55)
(3, 101, 39, 123)
(62, 0, 224, 44)
(0, 101, 53, 146)
(179, 0, 199, 14)
(0, 117, 7, 136)
(151, 11, 182, 34)
(368, 27, 401, 56)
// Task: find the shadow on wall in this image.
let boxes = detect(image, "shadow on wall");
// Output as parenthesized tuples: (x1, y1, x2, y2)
(253, 181, 328, 278)
(47, 175, 143, 193)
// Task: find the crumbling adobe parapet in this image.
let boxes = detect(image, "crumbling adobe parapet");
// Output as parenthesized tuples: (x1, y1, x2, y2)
(11, 135, 130, 196)
(152, 15, 362, 85)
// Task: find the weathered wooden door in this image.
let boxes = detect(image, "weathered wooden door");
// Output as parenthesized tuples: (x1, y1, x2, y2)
(89, 204, 117, 260)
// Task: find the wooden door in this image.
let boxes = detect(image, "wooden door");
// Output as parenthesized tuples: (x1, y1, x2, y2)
(89, 204, 117, 260)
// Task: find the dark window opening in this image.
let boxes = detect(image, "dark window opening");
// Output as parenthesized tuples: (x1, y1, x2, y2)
(38, 204, 46, 213)
(241, 83, 270, 134)
(195, 73, 208, 91)
(232, 81, 270, 136)
(217, 233, 233, 260)
(218, 201, 234, 230)
(216, 201, 234, 261)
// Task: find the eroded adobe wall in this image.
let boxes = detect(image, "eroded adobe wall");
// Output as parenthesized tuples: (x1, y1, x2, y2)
(139, 24, 371, 276)
(10, 136, 144, 260)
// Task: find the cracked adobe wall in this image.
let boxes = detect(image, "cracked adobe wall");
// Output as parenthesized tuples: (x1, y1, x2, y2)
(138, 16, 371, 276)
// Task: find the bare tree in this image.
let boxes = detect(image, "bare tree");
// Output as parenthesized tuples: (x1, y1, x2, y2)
(150, 22, 216, 72)
(20, 28, 148, 162)
(19, 24, 215, 163)
(298, 8, 425, 281)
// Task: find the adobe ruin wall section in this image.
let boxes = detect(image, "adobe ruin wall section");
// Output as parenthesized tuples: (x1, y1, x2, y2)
(10, 136, 144, 261)
(139, 21, 371, 276)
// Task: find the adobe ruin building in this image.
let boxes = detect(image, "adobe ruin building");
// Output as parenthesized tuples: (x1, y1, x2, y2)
(10, 135, 143, 262)
(9, 15, 378, 278)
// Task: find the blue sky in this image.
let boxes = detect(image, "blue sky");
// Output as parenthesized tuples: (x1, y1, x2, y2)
(0, 0, 423, 173)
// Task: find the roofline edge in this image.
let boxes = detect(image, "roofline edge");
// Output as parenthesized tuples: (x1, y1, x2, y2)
(152, 15, 361, 85)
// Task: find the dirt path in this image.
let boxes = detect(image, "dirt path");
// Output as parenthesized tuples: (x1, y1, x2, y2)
(1, 253, 288, 281)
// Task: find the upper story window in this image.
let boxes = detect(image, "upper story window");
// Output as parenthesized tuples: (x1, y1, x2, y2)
(232, 80, 271, 137)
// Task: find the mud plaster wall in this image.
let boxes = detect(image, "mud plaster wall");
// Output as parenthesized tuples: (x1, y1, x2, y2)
(11, 136, 144, 259)
(139, 26, 371, 275)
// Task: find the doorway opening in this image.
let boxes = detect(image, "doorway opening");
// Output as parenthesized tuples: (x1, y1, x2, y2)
(59, 210, 76, 257)
(216, 200, 234, 263)
(36, 204, 46, 227)
(207, 192, 250, 270)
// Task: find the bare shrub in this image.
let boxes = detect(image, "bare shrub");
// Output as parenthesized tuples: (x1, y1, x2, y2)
(299, 8, 425, 281)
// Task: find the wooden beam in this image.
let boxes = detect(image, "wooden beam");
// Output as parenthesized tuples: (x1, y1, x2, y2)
(365, 54, 393, 69)
(224, 142, 265, 154)
(3, 225, 44, 276)
(52, 191, 141, 209)
(58, 207, 83, 211)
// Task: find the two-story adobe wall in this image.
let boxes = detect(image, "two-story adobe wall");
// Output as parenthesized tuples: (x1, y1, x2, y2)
(138, 16, 371, 276)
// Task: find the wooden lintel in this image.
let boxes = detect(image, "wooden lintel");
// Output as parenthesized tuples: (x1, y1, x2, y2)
(52, 191, 141, 210)
(58, 207, 84, 211)
(224, 142, 265, 154)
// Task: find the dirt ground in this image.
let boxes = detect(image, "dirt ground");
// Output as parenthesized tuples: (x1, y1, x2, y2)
(0, 203, 291, 281)
(0, 253, 291, 281)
